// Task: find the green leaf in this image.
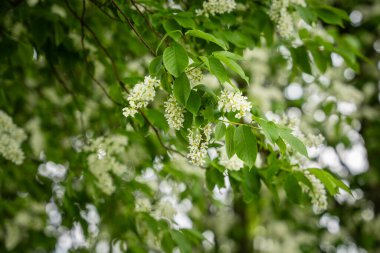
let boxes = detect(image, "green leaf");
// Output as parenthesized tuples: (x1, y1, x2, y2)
(308, 168, 351, 195)
(255, 117, 279, 142)
(181, 229, 204, 244)
(316, 6, 348, 27)
(276, 137, 287, 154)
(284, 174, 302, 203)
(163, 43, 189, 77)
(174, 16, 195, 29)
(170, 231, 192, 253)
(242, 168, 261, 202)
(149, 56, 163, 76)
(215, 122, 226, 140)
(234, 125, 257, 168)
(186, 90, 201, 115)
(308, 44, 329, 73)
(145, 109, 169, 132)
(213, 51, 244, 61)
(206, 167, 225, 190)
(290, 46, 312, 74)
(296, 6, 318, 24)
(214, 54, 249, 83)
(173, 73, 191, 106)
(278, 128, 308, 157)
(225, 125, 235, 158)
(208, 56, 229, 84)
(308, 168, 337, 195)
(156, 30, 182, 55)
(163, 19, 182, 40)
(186, 29, 228, 50)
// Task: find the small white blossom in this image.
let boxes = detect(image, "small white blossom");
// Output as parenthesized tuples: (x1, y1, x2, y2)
(122, 76, 160, 118)
(0, 110, 27, 165)
(218, 148, 244, 171)
(301, 169, 328, 213)
(187, 124, 213, 166)
(164, 95, 185, 130)
(218, 90, 252, 119)
(186, 67, 203, 86)
(196, 0, 236, 16)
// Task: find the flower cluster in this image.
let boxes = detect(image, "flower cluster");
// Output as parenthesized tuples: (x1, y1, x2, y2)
(122, 76, 160, 118)
(0, 110, 27, 165)
(301, 170, 328, 213)
(218, 90, 252, 119)
(186, 67, 203, 86)
(196, 0, 236, 17)
(269, 0, 305, 39)
(164, 95, 185, 130)
(187, 124, 213, 166)
(218, 147, 244, 171)
(84, 135, 128, 195)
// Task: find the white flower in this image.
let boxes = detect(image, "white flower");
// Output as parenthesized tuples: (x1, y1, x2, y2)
(164, 95, 185, 130)
(84, 135, 128, 195)
(122, 76, 160, 118)
(0, 110, 27, 165)
(153, 200, 177, 220)
(186, 67, 203, 86)
(301, 169, 328, 213)
(135, 197, 152, 212)
(196, 0, 236, 16)
(38, 161, 67, 182)
(218, 90, 252, 119)
(218, 148, 244, 171)
(187, 124, 213, 166)
(269, 0, 305, 39)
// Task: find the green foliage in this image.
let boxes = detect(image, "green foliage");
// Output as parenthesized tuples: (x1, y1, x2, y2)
(1, 0, 376, 252)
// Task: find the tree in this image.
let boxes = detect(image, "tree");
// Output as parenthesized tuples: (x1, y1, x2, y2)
(0, 0, 378, 252)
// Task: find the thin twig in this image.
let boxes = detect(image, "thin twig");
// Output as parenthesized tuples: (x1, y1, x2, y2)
(64, 0, 127, 93)
(48, 60, 86, 137)
(111, 0, 156, 56)
(79, 0, 123, 106)
(130, 0, 161, 39)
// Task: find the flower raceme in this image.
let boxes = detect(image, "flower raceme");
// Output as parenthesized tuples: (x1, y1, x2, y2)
(218, 90, 252, 119)
(0, 110, 27, 165)
(164, 95, 185, 130)
(301, 170, 328, 213)
(122, 76, 160, 118)
(269, 0, 306, 39)
(196, 0, 237, 17)
(187, 124, 213, 166)
(186, 67, 203, 87)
